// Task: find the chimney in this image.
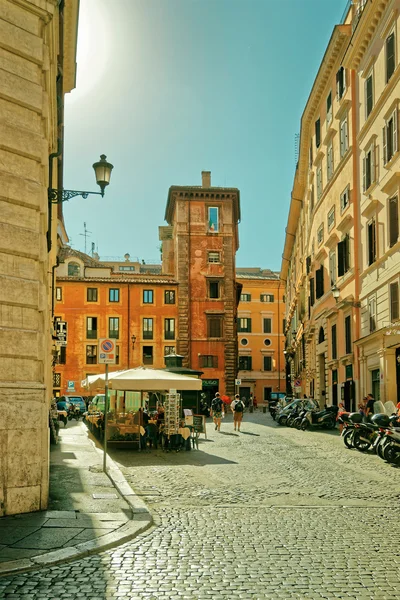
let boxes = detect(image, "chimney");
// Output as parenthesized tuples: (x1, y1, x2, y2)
(201, 171, 211, 187)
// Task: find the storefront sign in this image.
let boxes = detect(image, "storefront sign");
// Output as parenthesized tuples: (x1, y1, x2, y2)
(55, 320, 67, 346)
(202, 379, 218, 387)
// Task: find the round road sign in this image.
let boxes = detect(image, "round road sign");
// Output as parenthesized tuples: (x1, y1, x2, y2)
(100, 339, 115, 353)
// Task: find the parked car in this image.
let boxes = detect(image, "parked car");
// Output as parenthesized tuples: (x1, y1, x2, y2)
(89, 394, 106, 413)
(56, 398, 71, 412)
(59, 395, 86, 415)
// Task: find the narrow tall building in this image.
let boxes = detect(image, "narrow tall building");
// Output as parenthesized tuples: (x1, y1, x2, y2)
(161, 172, 241, 400)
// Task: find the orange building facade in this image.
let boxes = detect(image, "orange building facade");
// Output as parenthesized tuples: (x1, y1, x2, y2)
(54, 248, 178, 395)
(236, 270, 286, 403)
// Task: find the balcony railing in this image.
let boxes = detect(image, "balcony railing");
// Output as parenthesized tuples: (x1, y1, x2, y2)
(352, 0, 368, 33)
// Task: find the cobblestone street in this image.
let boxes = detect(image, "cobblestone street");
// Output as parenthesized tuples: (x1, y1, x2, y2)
(1, 412, 400, 599)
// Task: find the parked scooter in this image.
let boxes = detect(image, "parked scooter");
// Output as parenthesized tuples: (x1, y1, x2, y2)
(276, 399, 303, 426)
(301, 404, 338, 430)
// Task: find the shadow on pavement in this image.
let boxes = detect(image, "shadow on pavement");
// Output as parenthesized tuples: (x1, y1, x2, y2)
(109, 448, 237, 467)
(239, 431, 260, 436)
(219, 431, 239, 437)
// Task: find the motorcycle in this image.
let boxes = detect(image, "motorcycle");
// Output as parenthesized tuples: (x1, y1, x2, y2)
(338, 412, 362, 449)
(276, 399, 303, 426)
(301, 404, 338, 431)
(68, 403, 81, 421)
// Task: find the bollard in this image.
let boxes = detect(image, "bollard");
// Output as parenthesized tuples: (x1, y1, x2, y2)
(263, 406, 266, 413)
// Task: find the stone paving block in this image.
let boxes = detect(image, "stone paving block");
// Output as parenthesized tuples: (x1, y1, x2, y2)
(0, 527, 41, 545)
(13, 528, 84, 550)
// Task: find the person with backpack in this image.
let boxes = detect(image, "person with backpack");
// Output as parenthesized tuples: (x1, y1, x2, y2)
(211, 392, 224, 431)
(231, 394, 244, 432)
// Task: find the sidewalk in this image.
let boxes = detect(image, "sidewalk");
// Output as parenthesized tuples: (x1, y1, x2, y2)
(0, 421, 152, 576)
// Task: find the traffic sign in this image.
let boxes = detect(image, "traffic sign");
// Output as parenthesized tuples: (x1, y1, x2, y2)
(55, 320, 67, 347)
(98, 338, 116, 364)
(235, 379, 241, 386)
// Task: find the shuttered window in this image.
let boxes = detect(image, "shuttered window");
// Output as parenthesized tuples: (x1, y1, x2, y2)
(315, 118, 321, 148)
(310, 278, 315, 306)
(331, 324, 337, 360)
(363, 143, 375, 192)
(238, 318, 252, 333)
(338, 235, 350, 277)
(389, 196, 399, 247)
(263, 318, 272, 334)
(345, 315, 352, 355)
(390, 282, 399, 322)
(306, 256, 311, 274)
(367, 220, 376, 266)
(340, 116, 349, 158)
(386, 32, 395, 83)
(316, 266, 324, 299)
(383, 109, 398, 164)
(336, 67, 346, 100)
(366, 74, 373, 118)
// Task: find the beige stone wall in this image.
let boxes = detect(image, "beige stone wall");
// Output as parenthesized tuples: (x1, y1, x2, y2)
(0, 0, 78, 515)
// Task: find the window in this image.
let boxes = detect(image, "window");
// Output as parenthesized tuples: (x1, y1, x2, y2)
(209, 281, 220, 299)
(363, 143, 375, 192)
(260, 294, 274, 302)
(365, 73, 373, 118)
(328, 206, 335, 231)
(208, 316, 223, 338)
(53, 372, 61, 387)
(263, 318, 272, 334)
(119, 266, 135, 271)
(327, 140, 334, 181)
(58, 346, 66, 365)
(263, 356, 272, 371)
(56, 287, 62, 301)
(143, 318, 153, 340)
(389, 196, 399, 247)
(340, 186, 350, 214)
(386, 32, 395, 83)
(143, 289, 154, 304)
(315, 118, 321, 149)
(331, 324, 337, 360)
(237, 318, 252, 333)
(86, 345, 97, 364)
(310, 185, 315, 213)
(143, 346, 153, 365)
(309, 143, 313, 168)
(87, 288, 98, 302)
(326, 91, 332, 124)
(240, 338, 248, 346)
(336, 66, 346, 100)
(164, 318, 175, 340)
(164, 290, 176, 304)
(86, 317, 97, 339)
(329, 250, 337, 285)
(109, 317, 119, 339)
(200, 355, 218, 368)
(208, 251, 221, 263)
(240, 293, 251, 302)
(383, 108, 398, 165)
(164, 346, 175, 356)
(367, 219, 376, 266)
(306, 256, 311, 275)
(345, 315, 352, 354)
(316, 165, 323, 200)
(109, 288, 120, 302)
(68, 262, 80, 276)
(390, 282, 399, 322)
(318, 326, 325, 343)
(116, 346, 120, 365)
(208, 206, 219, 233)
(371, 368, 380, 401)
(368, 296, 377, 333)
(317, 224, 324, 245)
(264, 338, 271, 346)
(310, 277, 315, 307)
(239, 356, 252, 370)
(338, 235, 350, 276)
(316, 265, 324, 299)
(340, 116, 349, 158)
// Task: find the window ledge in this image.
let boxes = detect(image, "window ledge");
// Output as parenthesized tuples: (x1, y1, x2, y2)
(382, 170, 400, 193)
(323, 125, 337, 146)
(361, 198, 383, 219)
(383, 150, 400, 172)
(313, 149, 325, 166)
(335, 99, 351, 121)
(337, 213, 354, 233)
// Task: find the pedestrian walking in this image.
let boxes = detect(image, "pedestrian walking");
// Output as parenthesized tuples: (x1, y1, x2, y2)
(211, 392, 224, 431)
(231, 394, 244, 431)
(253, 395, 258, 410)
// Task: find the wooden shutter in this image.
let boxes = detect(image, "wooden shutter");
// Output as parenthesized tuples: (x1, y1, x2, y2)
(362, 156, 366, 192)
(344, 118, 348, 152)
(371, 143, 376, 184)
(306, 256, 311, 274)
(389, 196, 399, 247)
(316, 266, 324, 299)
(338, 240, 345, 277)
(315, 118, 321, 148)
(310, 278, 315, 306)
(366, 75, 373, 116)
(386, 32, 395, 82)
(383, 125, 387, 164)
(390, 282, 399, 321)
(393, 108, 398, 155)
(331, 324, 337, 360)
(368, 221, 376, 265)
(345, 315, 352, 354)
(344, 235, 350, 273)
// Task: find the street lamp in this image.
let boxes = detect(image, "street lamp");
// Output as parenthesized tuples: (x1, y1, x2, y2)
(331, 284, 340, 303)
(131, 334, 137, 349)
(48, 154, 114, 203)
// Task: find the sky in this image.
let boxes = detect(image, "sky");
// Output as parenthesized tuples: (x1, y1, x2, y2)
(63, 0, 346, 270)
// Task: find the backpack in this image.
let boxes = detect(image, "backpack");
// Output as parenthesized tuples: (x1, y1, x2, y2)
(212, 398, 222, 411)
(234, 401, 244, 413)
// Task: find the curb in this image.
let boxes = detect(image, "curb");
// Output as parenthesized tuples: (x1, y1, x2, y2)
(0, 426, 153, 577)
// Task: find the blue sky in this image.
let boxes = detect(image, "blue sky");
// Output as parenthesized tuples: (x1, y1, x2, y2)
(64, 0, 345, 270)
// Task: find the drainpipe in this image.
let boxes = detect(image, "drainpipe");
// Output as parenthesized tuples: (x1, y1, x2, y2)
(351, 68, 361, 390)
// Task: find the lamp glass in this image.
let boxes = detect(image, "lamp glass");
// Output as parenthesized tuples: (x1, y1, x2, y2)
(332, 284, 340, 299)
(93, 154, 114, 193)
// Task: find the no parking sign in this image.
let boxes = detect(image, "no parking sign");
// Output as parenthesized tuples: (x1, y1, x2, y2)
(98, 338, 116, 364)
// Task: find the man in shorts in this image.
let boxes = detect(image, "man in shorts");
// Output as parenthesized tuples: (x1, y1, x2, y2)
(211, 392, 224, 431)
(231, 394, 244, 432)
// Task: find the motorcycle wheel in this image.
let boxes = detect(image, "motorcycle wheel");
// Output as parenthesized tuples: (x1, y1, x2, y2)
(301, 419, 309, 431)
(383, 442, 399, 464)
(68, 414, 73, 421)
(294, 418, 302, 430)
(326, 418, 336, 430)
(352, 430, 372, 452)
(287, 417, 294, 428)
(376, 438, 386, 459)
(277, 415, 288, 426)
(343, 429, 353, 449)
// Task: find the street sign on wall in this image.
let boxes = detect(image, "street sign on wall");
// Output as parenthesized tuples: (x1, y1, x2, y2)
(235, 379, 241, 386)
(55, 320, 67, 346)
(98, 338, 116, 364)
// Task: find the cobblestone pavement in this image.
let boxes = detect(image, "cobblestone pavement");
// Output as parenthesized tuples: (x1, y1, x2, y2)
(1, 412, 400, 599)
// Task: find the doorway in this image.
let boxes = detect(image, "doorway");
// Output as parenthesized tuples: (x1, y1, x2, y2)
(343, 380, 355, 412)
(264, 387, 272, 402)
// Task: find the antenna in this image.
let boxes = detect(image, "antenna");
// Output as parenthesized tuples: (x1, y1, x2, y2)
(79, 222, 92, 254)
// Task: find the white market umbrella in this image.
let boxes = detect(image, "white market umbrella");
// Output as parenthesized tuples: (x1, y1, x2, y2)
(81, 369, 128, 390)
(109, 366, 203, 391)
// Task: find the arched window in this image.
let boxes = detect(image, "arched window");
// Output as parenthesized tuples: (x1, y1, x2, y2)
(68, 262, 81, 277)
(318, 326, 325, 343)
